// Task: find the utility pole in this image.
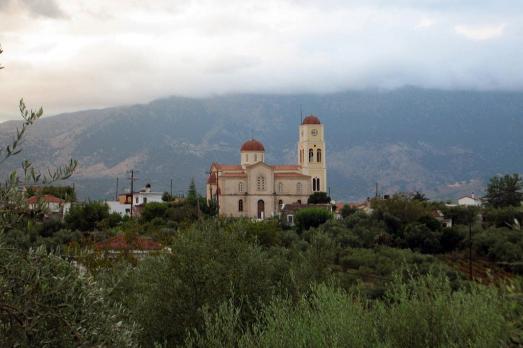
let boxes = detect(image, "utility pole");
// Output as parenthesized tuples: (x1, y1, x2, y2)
(115, 177, 119, 201)
(128, 170, 138, 218)
(375, 182, 379, 198)
(170, 179, 173, 197)
(469, 221, 473, 280)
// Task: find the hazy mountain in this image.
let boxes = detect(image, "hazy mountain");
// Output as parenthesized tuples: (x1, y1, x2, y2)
(1, 87, 522, 202)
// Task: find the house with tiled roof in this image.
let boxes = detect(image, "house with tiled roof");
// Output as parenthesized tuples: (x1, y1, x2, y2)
(27, 194, 70, 218)
(206, 115, 328, 219)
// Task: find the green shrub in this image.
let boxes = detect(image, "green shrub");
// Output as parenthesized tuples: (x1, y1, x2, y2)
(295, 207, 332, 232)
(187, 272, 511, 348)
(65, 201, 110, 231)
(140, 202, 169, 223)
(0, 243, 138, 347)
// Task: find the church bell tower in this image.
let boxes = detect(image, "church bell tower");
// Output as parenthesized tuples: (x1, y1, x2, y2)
(298, 115, 327, 193)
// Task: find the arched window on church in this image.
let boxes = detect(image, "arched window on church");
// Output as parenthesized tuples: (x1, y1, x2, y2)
(316, 178, 321, 191)
(300, 149, 304, 164)
(257, 176, 265, 191)
(278, 199, 283, 210)
(239, 182, 244, 193)
(317, 149, 322, 163)
(278, 182, 283, 193)
(312, 178, 316, 191)
(296, 182, 302, 194)
(309, 149, 314, 162)
(238, 199, 243, 212)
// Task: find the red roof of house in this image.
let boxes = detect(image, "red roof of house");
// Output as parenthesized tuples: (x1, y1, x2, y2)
(240, 139, 265, 152)
(302, 115, 321, 125)
(95, 234, 162, 251)
(27, 194, 64, 205)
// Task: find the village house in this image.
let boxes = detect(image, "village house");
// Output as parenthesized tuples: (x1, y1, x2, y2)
(26, 194, 71, 219)
(458, 193, 482, 207)
(106, 183, 164, 217)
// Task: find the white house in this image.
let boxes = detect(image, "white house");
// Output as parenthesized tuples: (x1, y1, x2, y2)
(458, 194, 482, 207)
(106, 184, 164, 217)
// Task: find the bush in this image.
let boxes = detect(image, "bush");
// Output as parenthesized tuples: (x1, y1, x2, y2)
(117, 222, 296, 346)
(140, 202, 169, 223)
(473, 228, 523, 262)
(295, 207, 332, 232)
(307, 192, 332, 204)
(0, 243, 138, 347)
(65, 201, 110, 231)
(187, 272, 511, 348)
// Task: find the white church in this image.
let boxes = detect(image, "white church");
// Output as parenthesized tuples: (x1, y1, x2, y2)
(206, 115, 328, 219)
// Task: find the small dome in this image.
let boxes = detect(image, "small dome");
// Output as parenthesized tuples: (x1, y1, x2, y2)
(240, 139, 265, 152)
(302, 115, 321, 125)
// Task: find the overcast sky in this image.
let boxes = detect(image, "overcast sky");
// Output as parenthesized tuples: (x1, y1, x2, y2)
(0, 0, 522, 120)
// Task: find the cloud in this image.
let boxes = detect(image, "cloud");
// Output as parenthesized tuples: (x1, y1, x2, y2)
(454, 23, 506, 41)
(0, 0, 522, 120)
(0, 0, 65, 18)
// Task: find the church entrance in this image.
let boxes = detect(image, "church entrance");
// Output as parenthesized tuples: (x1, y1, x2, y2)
(257, 200, 265, 219)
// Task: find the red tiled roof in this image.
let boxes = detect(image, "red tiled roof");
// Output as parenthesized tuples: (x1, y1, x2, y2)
(240, 139, 265, 152)
(95, 234, 162, 251)
(302, 115, 321, 125)
(221, 173, 247, 177)
(274, 173, 309, 178)
(214, 164, 243, 171)
(27, 194, 64, 205)
(272, 165, 301, 171)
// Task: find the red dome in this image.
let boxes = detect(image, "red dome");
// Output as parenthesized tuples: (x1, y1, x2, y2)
(240, 139, 265, 152)
(302, 115, 321, 125)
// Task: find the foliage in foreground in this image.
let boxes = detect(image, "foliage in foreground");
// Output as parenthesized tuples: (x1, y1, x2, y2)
(0, 242, 139, 347)
(187, 272, 512, 348)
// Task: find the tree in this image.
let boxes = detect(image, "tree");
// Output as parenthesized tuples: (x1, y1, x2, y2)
(340, 204, 357, 218)
(410, 191, 428, 201)
(295, 207, 333, 232)
(65, 201, 110, 231)
(0, 243, 139, 346)
(484, 174, 523, 208)
(187, 178, 198, 205)
(307, 192, 331, 204)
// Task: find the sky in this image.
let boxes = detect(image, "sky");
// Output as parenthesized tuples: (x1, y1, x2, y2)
(0, 0, 522, 120)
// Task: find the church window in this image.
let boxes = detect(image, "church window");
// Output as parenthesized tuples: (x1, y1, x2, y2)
(257, 176, 265, 191)
(278, 182, 283, 193)
(239, 182, 244, 192)
(317, 149, 322, 163)
(313, 178, 321, 192)
(300, 149, 304, 164)
(278, 199, 283, 209)
(238, 199, 243, 212)
(309, 149, 314, 162)
(296, 182, 302, 194)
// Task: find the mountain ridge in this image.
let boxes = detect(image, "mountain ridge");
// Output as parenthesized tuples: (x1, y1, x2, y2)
(1, 87, 522, 201)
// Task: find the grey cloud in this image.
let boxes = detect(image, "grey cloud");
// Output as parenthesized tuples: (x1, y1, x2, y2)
(0, 0, 65, 18)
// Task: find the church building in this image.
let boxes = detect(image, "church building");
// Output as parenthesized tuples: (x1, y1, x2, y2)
(206, 115, 327, 219)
